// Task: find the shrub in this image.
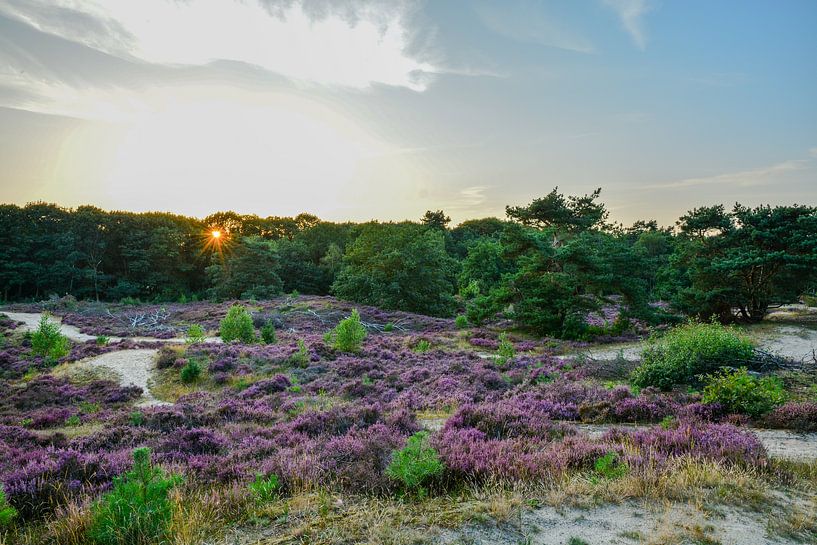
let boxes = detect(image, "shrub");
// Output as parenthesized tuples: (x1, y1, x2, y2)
(592, 451, 628, 481)
(383, 322, 394, 332)
(180, 360, 202, 384)
(31, 314, 70, 360)
(129, 411, 144, 426)
(88, 448, 178, 545)
(185, 324, 205, 344)
(495, 332, 515, 366)
(0, 488, 16, 528)
(219, 305, 256, 344)
(96, 335, 109, 346)
(325, 309, 367, 353)
(702, 368, 786, 418)
(260, 320, 277, 345)
(631, 322, 754, 390)
(386, 431, 444, 496)
(248, 473, 280, 504)
(413, 339, 431, 353)
(288, 339, 309, 367)
(455, 315, 468, 329)
(761, 402, 817, 432)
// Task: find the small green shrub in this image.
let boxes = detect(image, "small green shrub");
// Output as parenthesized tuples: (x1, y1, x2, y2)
(383, 322, 394, 332)
(496, 332, 515, 365)
(120, 296, 141, 306)
(288, 339, 309, 368)
(31, 314, 70, 361)
(702, 367, 786, 418)
(129, 411, 144, 426)
(592, 452, 628, 481)
(386, 431, 444, 496)
(180, 360, 202, 384)
(88, 448, 179, 545)
(454, 315, 468, 329)
(0, 487, 17, 528)
(325, 309, 367, 353)
(631, 322, 755, 390)
(413, 339, 431, 353)
(567, 538, 589, 545)
(803, 294, 817, 307)
(65, 415, 81, 427)
(219, 305, 256, 343)
(96, 335, 109, 346)
(185, 324, 205, 345)
(248, 473, 280, 504)
(260, 320, 277, 344)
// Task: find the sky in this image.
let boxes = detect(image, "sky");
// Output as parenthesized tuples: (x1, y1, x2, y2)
(0, 0, 815, 226)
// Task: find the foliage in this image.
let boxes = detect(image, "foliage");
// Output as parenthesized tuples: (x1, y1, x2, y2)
(186, 324, 205, 344)
(332, 223, 457, 317)
(96, 335, 109, 346)
(631, 322, 755, 390)
(0, 488, 16, 528)
(454, 315, 468, 329)
(180, 360, 202, 383)
(661, 203, 817, 322)
(386, 431, 444, 495)
(219, 305, 256, 344)
(592, 451, 628, 480)
(30, 314, 70, 361)
(260, 320, 277, 344)
(88, 448, 178, 545)
(505, 187, 608, 232)
(413, 339, 431, 353)
(325, 309, 367, 353)
(248, 473, 280, 504)
(702, 368, 786, 418)
(288, 339, 309, 367)
(206, 236, 283, 301)
(494, 333, 515, 367)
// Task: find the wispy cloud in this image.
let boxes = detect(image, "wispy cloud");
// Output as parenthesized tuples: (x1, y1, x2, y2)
(603, 0, 653, 50)
(474, 1, 595, 54)
(0, 0, 437, 91)
(810, 147, 817, 158)
(648, 158, 812, 190)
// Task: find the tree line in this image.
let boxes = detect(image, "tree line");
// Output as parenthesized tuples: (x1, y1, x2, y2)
(2, 189, 815, 338)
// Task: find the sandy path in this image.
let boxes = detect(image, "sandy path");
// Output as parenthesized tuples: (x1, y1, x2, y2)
(82, 349, 166, 406)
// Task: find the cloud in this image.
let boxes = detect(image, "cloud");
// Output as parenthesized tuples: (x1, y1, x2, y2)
(810, 147, 817, 158)
(603, 0, 653, 50)
(649, 159, 812, 190)
(474, 1, 595, 54)
(0, 0, 437, 91)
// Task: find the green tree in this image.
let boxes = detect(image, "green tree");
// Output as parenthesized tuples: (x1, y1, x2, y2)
(207, 236, 283, 300)
(332, 223, 457, 316)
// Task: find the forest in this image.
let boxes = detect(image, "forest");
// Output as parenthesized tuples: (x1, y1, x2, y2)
(2, 188, 816, 338)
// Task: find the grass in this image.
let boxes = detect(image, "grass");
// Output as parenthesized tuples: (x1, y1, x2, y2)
(5, 455, 815, 545)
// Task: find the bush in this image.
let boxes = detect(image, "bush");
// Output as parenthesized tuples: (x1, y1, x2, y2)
(0, 488, 16, 528)
(129, 411, 145, 426)
(631, 322, 754, 390)
(31, 314, 70, 360)
(219, 305, 256, 343)
(413, 339, 431, 353)
(454, 315, 468, 329)
(260, 320, 277, 344)
(96, 335, 109, 346)
(761, 402, 817, 432)
(495, 332, 515, 366)
(88, 448, 178, 545)
(185, 324, 205, 344)
(386, 431, 444, 496)
(288, 339, 309, 368)
(248, 473, 280, 504)
(325, 309, 367, 353)
(592, 451, 628, 481)
(702, 368, 786, 418)
(180, 360, 202, 384)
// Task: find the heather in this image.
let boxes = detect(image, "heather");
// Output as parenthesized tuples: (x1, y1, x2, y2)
(0, 298, 814, 544)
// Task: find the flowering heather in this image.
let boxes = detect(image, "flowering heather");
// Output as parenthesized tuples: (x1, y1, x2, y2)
(760, 402, 817, 432)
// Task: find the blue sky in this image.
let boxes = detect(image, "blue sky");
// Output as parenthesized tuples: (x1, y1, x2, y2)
(1, 0, 815, 225)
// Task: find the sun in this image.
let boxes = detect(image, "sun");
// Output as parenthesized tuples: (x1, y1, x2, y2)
(211, 230, 221, 239)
